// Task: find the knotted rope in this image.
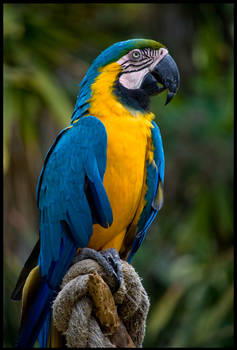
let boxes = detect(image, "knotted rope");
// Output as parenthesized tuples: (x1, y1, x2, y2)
(52, 259, 150, 347)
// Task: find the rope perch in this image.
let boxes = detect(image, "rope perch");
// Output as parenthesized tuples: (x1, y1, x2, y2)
(52, 259, 150, 347)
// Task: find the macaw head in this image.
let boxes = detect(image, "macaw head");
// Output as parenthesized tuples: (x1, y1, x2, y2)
(72, 39, 180, 121)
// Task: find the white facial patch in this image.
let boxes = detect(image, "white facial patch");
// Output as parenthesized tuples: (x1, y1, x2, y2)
(118, 67, 149, 90)
(117, 48, 169, 90)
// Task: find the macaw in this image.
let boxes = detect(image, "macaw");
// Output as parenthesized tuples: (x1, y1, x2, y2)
(11, 38, 180, 347)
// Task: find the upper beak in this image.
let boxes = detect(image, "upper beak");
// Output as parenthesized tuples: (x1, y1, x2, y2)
(151, 54, 180, 105)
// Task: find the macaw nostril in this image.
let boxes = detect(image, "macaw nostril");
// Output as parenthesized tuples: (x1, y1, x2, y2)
(158, 48, 168, 58)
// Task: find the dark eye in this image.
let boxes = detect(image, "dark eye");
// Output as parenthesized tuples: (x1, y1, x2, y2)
(132, 50, 141, 60)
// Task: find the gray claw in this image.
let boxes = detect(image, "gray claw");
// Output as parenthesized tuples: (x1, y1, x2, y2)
(100, 248, 123, 292)
(72, 247, 123, 293)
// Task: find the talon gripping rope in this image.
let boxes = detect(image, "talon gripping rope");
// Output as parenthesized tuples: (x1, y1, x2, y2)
(52, 259, 150, 347)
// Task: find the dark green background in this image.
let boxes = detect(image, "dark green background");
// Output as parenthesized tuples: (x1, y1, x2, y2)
(4, 3, 234, 347)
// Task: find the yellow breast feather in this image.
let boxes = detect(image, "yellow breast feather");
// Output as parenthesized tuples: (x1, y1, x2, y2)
(87, 63, 156, 252)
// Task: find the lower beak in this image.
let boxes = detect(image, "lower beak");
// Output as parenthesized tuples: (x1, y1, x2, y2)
(151, 54, 180, 105)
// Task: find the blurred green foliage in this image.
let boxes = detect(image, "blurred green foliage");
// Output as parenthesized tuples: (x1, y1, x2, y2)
(3, 3, 233, 348)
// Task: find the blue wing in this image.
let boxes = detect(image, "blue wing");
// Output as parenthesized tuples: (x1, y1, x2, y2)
(17, 115, 113, 347)
(127, 121, 165, 262)
(38, 115, 113, 277)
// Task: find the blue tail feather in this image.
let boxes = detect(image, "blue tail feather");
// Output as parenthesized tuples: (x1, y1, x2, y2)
(38, 307, 52, 347)
(16, 235, 77, 347)
(16, 278, 56, 347)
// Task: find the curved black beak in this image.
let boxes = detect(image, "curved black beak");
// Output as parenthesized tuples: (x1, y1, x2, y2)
(151, 54, 180, 105)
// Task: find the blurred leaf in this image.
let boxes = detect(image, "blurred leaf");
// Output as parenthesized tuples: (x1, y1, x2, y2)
(29, 64, 73, 127)
(148, 284, 185, 341)
(192, 284, 234, 346)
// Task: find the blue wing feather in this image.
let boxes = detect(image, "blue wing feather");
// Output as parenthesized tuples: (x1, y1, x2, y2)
(18, 116, 112, 347)
(127, 121, 165, 262)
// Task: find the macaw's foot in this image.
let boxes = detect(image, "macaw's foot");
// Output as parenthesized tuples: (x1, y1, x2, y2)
(72, 248, 123, 293)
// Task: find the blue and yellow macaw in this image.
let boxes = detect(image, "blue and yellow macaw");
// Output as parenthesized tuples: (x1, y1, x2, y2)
(11, 38, 179, 347)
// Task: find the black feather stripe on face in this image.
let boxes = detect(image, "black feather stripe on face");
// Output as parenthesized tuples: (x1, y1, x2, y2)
(122, 59, 153, 72)
(121, 48, 158, 73)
